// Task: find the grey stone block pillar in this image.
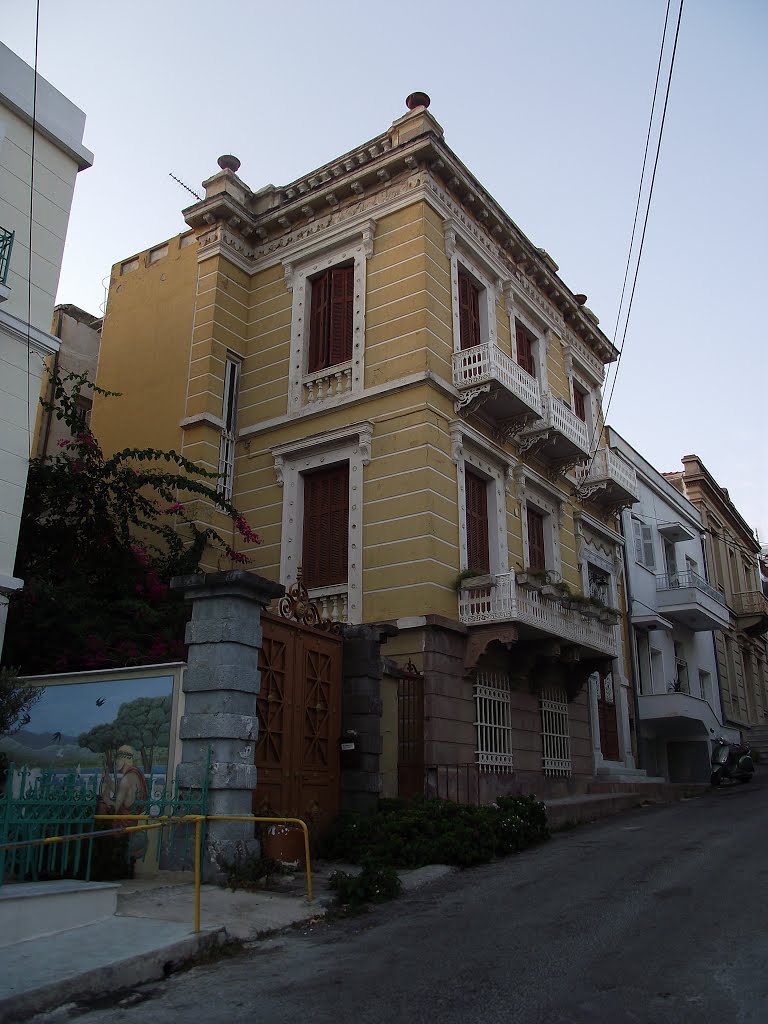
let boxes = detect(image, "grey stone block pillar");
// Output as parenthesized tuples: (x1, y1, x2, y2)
(170, 570, 283, 881)
(340, 623, 397, 812)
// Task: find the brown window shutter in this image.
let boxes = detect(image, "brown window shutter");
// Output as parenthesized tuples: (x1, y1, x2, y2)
(302, 464, 349, 588)
(573, 387, 587, 422)
(516, 323, 536, 378)
(308, 272, 330, 373)
(526, 507, 546, 571)
(329, 265, 354, 365)
(458, 271, 481, 350)
(465, 469, 490, 573)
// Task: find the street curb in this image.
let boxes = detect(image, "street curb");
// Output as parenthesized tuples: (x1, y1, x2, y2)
(0, 927, 228, 1024)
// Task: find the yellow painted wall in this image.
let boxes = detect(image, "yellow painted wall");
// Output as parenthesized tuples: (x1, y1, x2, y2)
(92, 234, 198, 456)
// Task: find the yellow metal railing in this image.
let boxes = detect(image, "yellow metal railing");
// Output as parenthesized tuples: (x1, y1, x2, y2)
(0, 813, 313, 934)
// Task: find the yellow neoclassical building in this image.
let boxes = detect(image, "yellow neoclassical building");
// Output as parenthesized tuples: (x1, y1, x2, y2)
(93, 94, 646, 797)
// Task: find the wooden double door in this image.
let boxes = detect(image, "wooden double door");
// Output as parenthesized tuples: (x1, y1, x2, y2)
(253, 613, 342, 835)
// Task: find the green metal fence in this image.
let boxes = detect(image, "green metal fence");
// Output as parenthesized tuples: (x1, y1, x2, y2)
(0, 749, 211, 885)
(0, 226, 14, 286)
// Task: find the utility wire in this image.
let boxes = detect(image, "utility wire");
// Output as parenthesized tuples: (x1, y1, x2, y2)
(601, 0, 685, 428)
(26, 0, 42, 454)
(585, 0, 683, 465)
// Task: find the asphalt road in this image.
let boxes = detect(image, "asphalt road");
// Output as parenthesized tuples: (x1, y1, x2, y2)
(45, 778, 768, 1024)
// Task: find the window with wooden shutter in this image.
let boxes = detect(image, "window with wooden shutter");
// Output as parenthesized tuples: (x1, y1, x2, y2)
(632, 519, 655, 569)
(302, 464, 349, 588)
(308, 265, 354, 373)
(573, 386, 587, 422)
(515, 322, 537, 378)
(465, 469, 490, 573)
(458, 270, 481, 350)
(526, 506, 547, 572)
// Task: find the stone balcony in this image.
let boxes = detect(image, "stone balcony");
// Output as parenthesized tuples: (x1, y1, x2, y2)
(452, 343, 542, 421)
(731, 590, 768, 636)
(575, 447, 640, 508)
(459, 572, 618, 657)
(638, 691, 725, 740)
(655, 571, 730, 632)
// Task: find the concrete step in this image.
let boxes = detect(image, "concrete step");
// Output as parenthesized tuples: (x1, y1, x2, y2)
(0, 879, 119, 948)
(544, 782, 709, 830)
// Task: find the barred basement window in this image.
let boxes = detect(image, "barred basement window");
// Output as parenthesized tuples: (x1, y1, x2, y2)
(218, 357, 240, 500)
(540, 686, 572, 777)
(474, 671, 514, 773)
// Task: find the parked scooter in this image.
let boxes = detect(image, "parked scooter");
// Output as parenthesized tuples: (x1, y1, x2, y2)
(710, 738, 754, 786)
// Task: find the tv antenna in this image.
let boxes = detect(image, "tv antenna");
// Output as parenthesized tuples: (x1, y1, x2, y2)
(169, 172, 202, 202)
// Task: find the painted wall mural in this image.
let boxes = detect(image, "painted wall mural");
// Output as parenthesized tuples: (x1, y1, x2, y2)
(0, 674, 174, 804)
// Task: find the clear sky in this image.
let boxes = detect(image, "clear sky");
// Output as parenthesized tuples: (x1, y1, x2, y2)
(4, 0, 766, 538)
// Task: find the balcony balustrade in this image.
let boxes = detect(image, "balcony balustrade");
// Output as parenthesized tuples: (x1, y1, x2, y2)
(452, 343, 542, 421)
(731, 590, 768, 636)
(575, 447, 640, 507)
(459, 572, 617, 657)
(517, 391, 591, 464)
(655, 571, 730, 631)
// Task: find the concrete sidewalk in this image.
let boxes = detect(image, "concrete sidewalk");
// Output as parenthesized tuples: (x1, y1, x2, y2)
(0, 861, 456, 1023)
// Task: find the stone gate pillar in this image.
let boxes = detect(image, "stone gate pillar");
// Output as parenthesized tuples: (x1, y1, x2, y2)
(170, 570, 283, 881)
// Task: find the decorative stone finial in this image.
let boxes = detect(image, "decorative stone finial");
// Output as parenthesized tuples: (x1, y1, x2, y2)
(217, 154, 241, 173)
(405, 92, 431, 111)
(574, 294, 588, 306)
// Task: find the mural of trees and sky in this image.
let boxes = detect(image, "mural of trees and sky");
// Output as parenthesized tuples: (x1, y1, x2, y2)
(0, 675, 174, 775)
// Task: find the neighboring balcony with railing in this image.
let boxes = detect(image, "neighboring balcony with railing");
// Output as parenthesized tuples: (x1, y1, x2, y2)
(517, 391, 591, 463)
(655, 571, 730, 631)
(0, 225, 14, 301)
(452, 343, 543, 421)
(731, 590, 768, 636)
(575, 447, 640, 508)
(458, 571, 618, 657)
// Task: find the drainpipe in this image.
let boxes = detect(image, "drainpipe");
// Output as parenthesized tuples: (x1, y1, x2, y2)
(619, 511, 644, 770)
(40, 308, 63, 458)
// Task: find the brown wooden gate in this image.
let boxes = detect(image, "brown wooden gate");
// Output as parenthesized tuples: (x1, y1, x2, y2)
(596, 669, 620, 762)
(397, 664, 425, 798)
(253, 611, 342, 835)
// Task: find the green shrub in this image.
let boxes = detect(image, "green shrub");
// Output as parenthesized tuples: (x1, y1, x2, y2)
(320, 795, 549, 869)
(329, 861, 402, 908)
(225, 854, 287, 892)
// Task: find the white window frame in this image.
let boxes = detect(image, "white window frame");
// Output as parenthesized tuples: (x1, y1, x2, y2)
(474, 670, 515, 773)
(444, 221, 499, 355)
(284, 223, 374, 414)
(511, 311, 545, 383)
(451, 425, 510, 576)
(217, 356, 241, 501)
(273, 421, 373, 625)
(522, 497, 559, 575)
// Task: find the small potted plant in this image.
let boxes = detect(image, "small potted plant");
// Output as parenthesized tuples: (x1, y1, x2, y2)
(516, 568, 550, 591)
(454, 568, 492, 592)
(598, 606, 621, 625)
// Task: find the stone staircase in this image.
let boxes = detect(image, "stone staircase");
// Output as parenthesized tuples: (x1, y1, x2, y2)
(746, 725, 768, 765)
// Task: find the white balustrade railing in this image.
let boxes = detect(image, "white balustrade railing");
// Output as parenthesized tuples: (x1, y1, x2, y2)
(302, 362, 353, 405)
(656, 571, 727, 606)
(575, 447, 639, 496)
(459, 572, 617, 656)
(452, 344, 542, 415)
(309, 588, 348, 623)
(541, 392, 590, 452)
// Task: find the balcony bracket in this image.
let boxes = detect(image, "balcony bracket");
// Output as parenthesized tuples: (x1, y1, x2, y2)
(516, 428, 554, 454)
(546, 454, 589, 482)
(575, 480, 608, 501)
(454, 383, 492, 415)
(491, 413, 539, 444)
(464, 624, 519, 669)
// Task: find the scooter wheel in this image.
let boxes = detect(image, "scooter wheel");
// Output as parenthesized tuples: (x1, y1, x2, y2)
(710, 772, 722, 786)
(738, 775, 752, 783)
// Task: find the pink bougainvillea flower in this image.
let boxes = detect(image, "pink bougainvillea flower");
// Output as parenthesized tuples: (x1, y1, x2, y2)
(165, 502, 185, 514)
(233, 514, 261, 544)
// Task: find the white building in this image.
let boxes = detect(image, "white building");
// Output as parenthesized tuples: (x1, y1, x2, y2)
(608, 428, 738, 782)
(0, 43, 93, 656)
